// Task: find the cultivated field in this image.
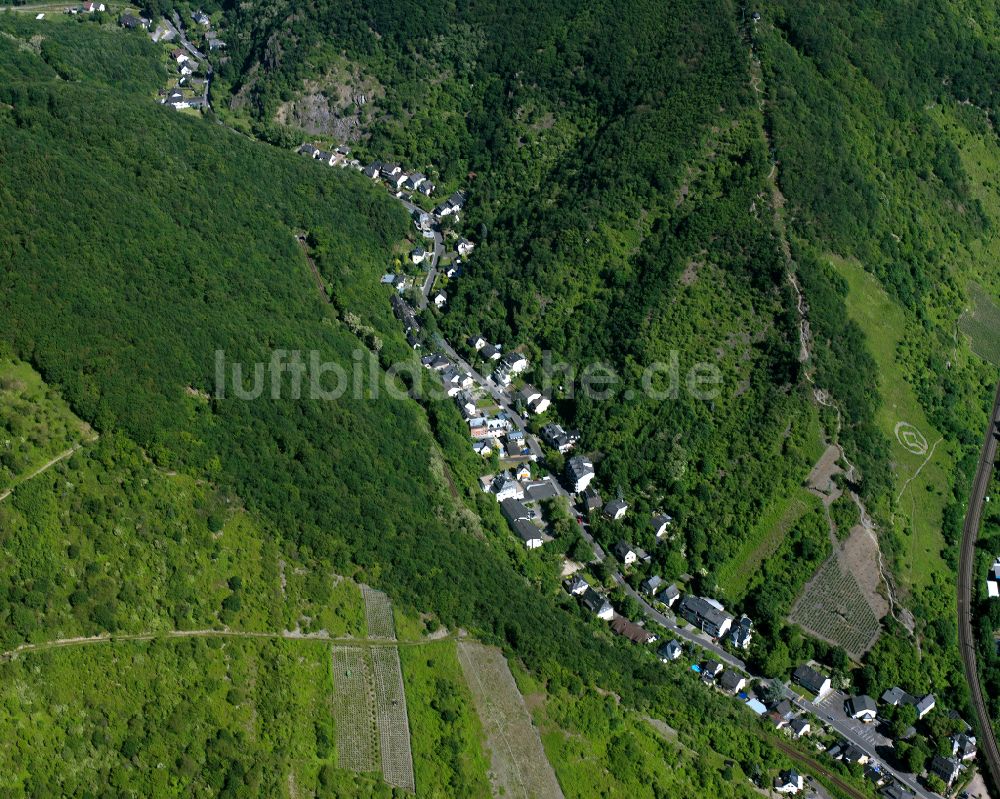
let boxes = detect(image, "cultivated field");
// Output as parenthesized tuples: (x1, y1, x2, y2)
(959, 282, 1000, 367)
(457, 640, 564, 799)
(789, 556, 882, 658)
(361, 584, 397, 640)
(370, 646, 416, 791)
(331, 645, 379, 774)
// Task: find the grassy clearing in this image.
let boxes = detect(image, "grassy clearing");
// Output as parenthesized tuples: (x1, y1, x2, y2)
(827, 255, 954, 589)
(400, 639, 492, 798)
(717, 487, 814, 599)
(0, 357, 93, 491)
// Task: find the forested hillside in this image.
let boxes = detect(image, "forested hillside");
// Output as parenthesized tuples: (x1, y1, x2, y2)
(217, 0, 1000, 716)
(0, 15, 819, 796)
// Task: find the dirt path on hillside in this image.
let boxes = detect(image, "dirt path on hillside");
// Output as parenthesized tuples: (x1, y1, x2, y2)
(0, 443, 84, 503)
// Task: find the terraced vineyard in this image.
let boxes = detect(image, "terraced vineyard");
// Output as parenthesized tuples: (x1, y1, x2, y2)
(371, 645, 416, 791)
(789, 556, 882, 658)
(331, 645, 379, 774)
(361, 584, 397, 640)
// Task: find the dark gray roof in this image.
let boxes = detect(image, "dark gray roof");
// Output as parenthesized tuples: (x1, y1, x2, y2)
(719, 670, 744, 691)
(847, 695, 877, 715)
(793, 664, 829, 694)
(524, 480, 559, 501)
(580, 587, 610, 615)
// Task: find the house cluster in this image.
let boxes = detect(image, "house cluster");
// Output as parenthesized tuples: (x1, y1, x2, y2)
(360, 162, 438, 199)
(490, 350, 529, 387)
(120, 13, 151, 30)
(69, 2, 106, 13)
(159, 47, 210, 111)
(420, 351, 533, 461)
(564, 575, 658, 645)
(541, 422, 580, 453)
(298, 143, 361, 171)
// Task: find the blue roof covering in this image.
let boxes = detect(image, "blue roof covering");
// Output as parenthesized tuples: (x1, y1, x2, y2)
(691, 664, 701, 673)
(746, 699, 767, 716)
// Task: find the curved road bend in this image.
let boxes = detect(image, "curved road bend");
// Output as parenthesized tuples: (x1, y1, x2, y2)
(958, 380, 1000, 794)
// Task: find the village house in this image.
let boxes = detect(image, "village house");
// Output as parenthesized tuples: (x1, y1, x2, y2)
(468, 335, 487, 351)
(457, 238, 475, 256)
(774, 770, 804, 794)
(363, 163, 381, 180)
(580, 587, 614, 621)
(82, 2, 106, 11)
(988, 557, 1000, 597)
(845, 695, 878, 723)
(120, 13, 149, 28)
(490, 473, 525, 502)
(951, 732, 977, 761)
(604, 498, 628, 520)
(171, 48, 190, 64)
(930, 755, 962, 788)
(651, 513, 674, 539)
(498, 351, 528, 376)
(768, 699, 794, 729)
(413, 245, 429, 265)
(564, 575, 589, 595)
(881, 687, 935, 719)
(658, 639, 683, 662)
(500, 499, 543, 549)
(730, 614, 753, 650)
(613, 540, 639, 567)
(517, 385, 551, 415)
(702, 660, 724, 680)
(433, 292, 447, 309)
(380, 163, 402, 179)
(192, 10, 210, 25)
(472, 440, 492, 457)
(421, 353, 450, 371)
(582, 485, 603, 511)
(789, 718, 811, 739)
(881, 783, 916, 799)
(481, 343, 502, 361)
(719, 670, 746, 694)
(661, 583, 681, 607)
(542, 423, 577, 453)
(611, 614, 657, 644)
(565, 456, 595, 493)
(640, 575, 664, 596)
(405, 173, 426, 191)
(678, 595, 734, 638)
(793, 664, 832, 699)
(419, 181, 435, 196)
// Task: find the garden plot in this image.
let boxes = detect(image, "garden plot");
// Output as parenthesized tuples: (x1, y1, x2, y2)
(330, 645, 379, 774)
(370, 646, 416, 791)
(789, 556, 882, 659)
(457, 640, 564, 799)
(361, 584, 397, 640)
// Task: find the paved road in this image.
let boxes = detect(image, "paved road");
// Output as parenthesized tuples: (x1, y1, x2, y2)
(786, 686, 937, 799)
(958, 380, 1000, 796)
(396, 196, 442, 310)
(168, 12, 208, 62)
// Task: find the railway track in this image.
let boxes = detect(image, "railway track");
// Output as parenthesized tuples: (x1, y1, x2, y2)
(957, 380, 1000, 796)
(768, 737, 868, 799)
